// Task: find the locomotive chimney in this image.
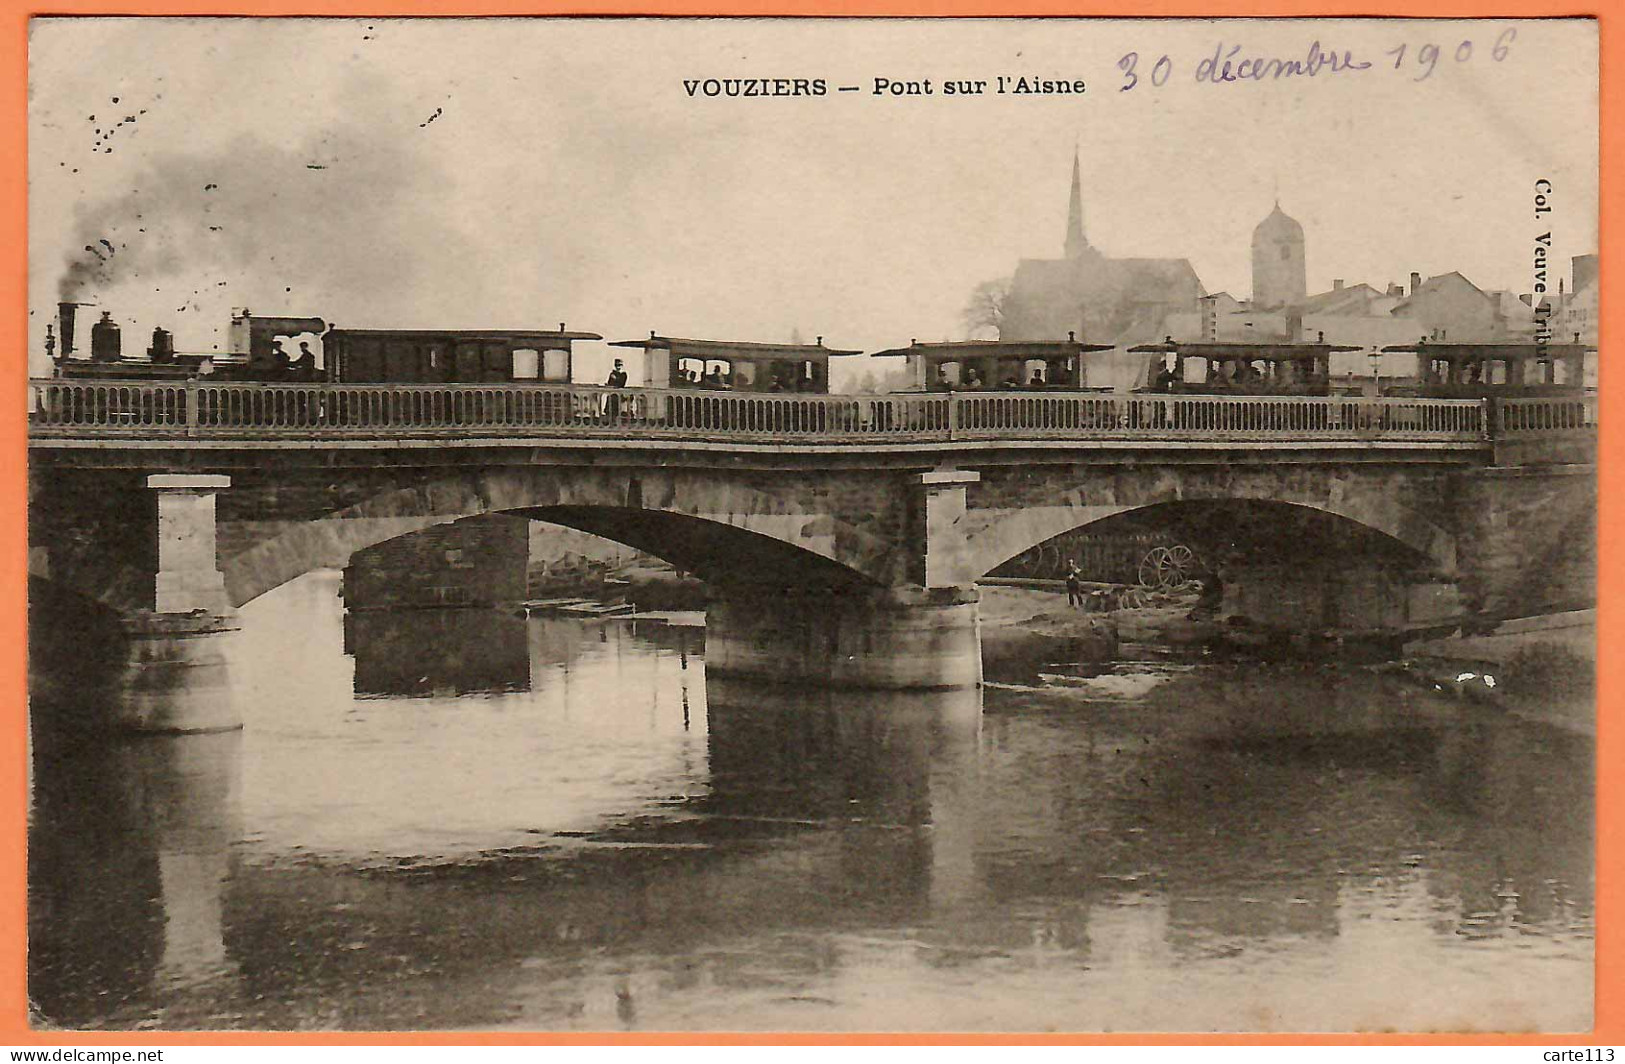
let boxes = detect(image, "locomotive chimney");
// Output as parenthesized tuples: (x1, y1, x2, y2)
(57, 302, 79, 360)
(90, 311, 122, 362)
(1409, 272, 1422, 296)
(148, 325, 175, 363)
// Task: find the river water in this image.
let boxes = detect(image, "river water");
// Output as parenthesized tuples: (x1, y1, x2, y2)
(28, 572, 1593, 1032)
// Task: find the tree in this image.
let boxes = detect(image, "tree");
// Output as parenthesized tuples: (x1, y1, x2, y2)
(962, 276, 1013, 339)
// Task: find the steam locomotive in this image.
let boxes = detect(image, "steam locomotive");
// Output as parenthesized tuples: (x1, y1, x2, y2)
(46, 304, 864, 396)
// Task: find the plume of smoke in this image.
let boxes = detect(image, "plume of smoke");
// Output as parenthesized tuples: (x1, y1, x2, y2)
(56, 114, 475, 331)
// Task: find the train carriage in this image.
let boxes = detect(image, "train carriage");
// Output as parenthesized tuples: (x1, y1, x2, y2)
(606, 334, 862, 432)
(1127, 339, 1363, 398)
(1377, 341, 1595, 398)
(869, 337, 1112, 393)
(324, 324, 602, 385)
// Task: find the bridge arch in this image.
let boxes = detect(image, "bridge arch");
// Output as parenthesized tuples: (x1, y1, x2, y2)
(219, 466, 897, 607)
(966, 493, 1457, 581)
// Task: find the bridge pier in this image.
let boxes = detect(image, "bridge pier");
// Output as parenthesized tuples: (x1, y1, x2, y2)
(703, 468, 985, 689)
(151, 474, 233, 614)
(111, 475, 244, 733)
(103, 612, 242, 734)
(31, 474, 243, 735)
(706, 586, 983, 690)
(917, 469, 981, 589)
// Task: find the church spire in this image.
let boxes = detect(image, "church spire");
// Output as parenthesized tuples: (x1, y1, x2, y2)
(1064, 148, 1088, 259)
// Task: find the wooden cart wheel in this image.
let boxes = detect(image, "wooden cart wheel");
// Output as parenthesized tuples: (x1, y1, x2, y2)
(1164, 545, 1196, 587)
(1138, 546, 1171, 588)
(1140, 544, 1199, 589)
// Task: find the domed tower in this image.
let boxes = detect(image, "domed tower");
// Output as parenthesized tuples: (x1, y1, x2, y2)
(1251, 201, 1306, 309)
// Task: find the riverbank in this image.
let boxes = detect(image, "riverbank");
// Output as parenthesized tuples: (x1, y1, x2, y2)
(981, 584, 1596, 735)
(1406, 610, 1595, 734)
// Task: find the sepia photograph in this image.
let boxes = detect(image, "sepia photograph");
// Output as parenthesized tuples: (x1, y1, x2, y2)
(22, 16, 1599, 1034)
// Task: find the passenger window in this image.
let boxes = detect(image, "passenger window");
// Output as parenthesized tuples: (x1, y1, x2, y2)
(543, 348, 570, 381)
(511, 348, 541, 379)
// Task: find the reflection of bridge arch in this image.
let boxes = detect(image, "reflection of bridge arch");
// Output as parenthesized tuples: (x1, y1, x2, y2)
(966, 494, 1456, 581)
(220, 467, 895, 607)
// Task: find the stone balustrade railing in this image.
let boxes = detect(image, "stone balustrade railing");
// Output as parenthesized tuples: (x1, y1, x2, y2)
(1495, 394, 1598, 435)
(24, 379, 1535, 445)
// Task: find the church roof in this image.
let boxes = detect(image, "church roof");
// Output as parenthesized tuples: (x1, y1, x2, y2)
(1113, 257, 1207, 293)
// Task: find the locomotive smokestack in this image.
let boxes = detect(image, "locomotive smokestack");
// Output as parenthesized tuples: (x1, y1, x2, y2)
(90, 311, 122, 363)
(57, 302, 79, 359)
(148, 326, 175, 363)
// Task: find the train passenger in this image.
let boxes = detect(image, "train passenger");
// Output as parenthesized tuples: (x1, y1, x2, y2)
(962, 367, 984, 390)
(1153, 362, 1178, 393)
(1028, 368, 1047, 388)
(290, 341, 317, 382)
(605, 359, 628, 420)
(704, 368, 728, 389)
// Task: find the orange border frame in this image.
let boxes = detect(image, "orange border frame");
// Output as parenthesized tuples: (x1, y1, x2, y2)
(0, 0, 1616, 1048)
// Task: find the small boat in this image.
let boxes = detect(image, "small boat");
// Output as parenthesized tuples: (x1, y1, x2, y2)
(522, 597, 597, 611)
(555, 601, 635, 617)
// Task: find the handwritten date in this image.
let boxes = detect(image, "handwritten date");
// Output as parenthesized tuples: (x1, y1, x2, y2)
(1117, 28, 1516, 91)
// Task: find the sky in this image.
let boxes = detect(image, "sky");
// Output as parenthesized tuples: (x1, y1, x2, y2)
(27, 17, 1599, 384)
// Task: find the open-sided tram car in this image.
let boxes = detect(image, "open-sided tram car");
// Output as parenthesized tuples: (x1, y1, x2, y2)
(1377, 341, 1595, 398)
(599, 334, 862, 429)
(1128, 339, 1363, 397)
(610, 333, 861, 394)
(868, 337, 1111, 392)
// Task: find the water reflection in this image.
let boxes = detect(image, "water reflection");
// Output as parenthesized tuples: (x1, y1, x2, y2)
(345, 609, 531, 697)
(29, 730, 243, 1028)
(27, 572, 1593, 1032)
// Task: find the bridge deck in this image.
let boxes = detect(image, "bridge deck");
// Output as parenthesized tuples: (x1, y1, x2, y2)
(26, 379, 1594, 447)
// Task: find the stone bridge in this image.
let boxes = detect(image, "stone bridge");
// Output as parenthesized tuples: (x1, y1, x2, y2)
(26, 382, 1596, 729)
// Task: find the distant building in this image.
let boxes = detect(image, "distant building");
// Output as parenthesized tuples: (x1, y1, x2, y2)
(1001, 152, 1205, 388)
(1288, 280, 1415, 379)
(1389, 271, 1515, 342)
(1251, 203, 1307, 309)
(1159, 203, 1312, 344)
(1550, 254, 1598, 347)
(1561, 274, 1599, 346)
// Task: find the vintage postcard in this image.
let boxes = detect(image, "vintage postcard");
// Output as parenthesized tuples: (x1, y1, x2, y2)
(23, 16, 1598, 1034)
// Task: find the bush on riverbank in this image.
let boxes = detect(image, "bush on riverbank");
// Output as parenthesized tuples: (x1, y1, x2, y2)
(1502, 641, 1594, 704)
